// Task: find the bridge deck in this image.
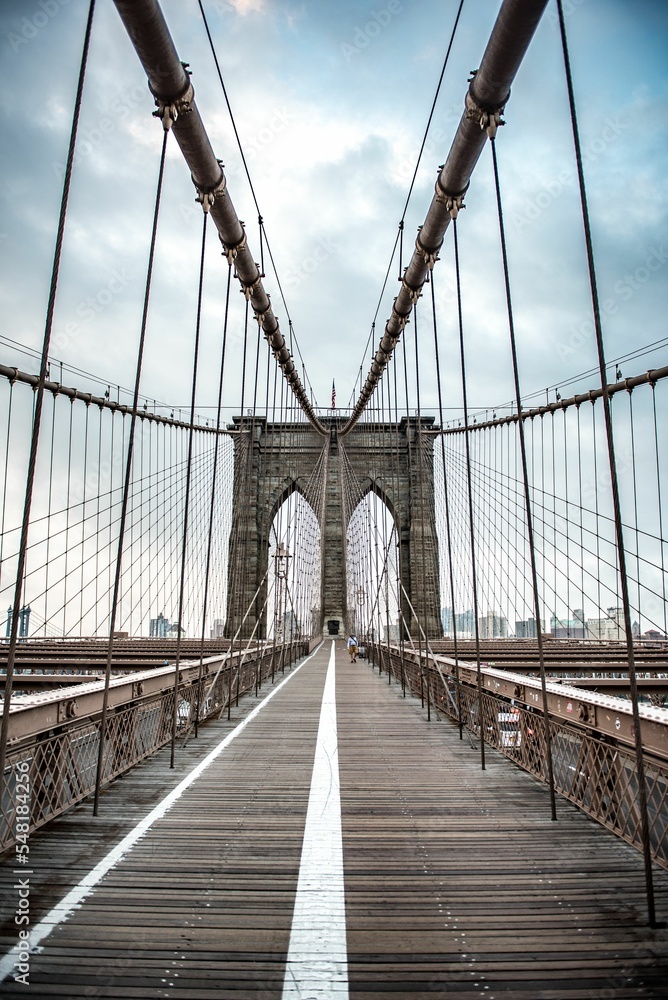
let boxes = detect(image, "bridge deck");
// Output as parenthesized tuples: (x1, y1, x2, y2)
(1, 641, 667, 998)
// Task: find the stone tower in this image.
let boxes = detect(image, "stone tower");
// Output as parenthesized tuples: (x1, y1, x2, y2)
(225, 415, 441, 640)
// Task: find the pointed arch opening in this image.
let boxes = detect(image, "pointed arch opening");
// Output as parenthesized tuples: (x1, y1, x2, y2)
(346, 487, 399, 642)
(267, 487, 321, 641)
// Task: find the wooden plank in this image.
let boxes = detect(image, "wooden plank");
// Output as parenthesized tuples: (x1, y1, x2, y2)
(0, 640, 666, 998)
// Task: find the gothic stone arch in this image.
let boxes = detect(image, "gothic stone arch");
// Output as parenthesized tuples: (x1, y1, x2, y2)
(225, 415, 441, 639)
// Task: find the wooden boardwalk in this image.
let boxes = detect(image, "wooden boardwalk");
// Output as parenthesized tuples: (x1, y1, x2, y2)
(1, 640, 668, 998)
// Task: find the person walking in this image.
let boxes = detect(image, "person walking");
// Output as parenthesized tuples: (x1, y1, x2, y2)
(347, 633, 358, 662)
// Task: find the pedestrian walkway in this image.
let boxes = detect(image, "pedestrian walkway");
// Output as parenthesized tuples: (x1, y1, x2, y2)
(0, 640, 667, 998)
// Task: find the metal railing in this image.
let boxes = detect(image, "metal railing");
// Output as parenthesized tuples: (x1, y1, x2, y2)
(1, 639, 309, 853)
(368, 641, 668, 869)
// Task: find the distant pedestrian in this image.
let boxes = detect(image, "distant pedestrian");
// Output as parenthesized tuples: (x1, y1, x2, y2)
(347, 634, 358, 662)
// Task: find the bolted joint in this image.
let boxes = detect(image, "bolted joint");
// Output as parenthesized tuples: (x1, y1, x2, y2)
(435, 180, 467, 220)
(254, 300, 273, 324)
(243, 277, 263, 303)
(395, 311, 410, 332)
(414, 231, 440, 270)
(194, 161, 227, 214)
(151, 74, 194, 132)
(465, 84, 507, 139)
(219, 226, 247, 266)
(405, 283, 422, 305)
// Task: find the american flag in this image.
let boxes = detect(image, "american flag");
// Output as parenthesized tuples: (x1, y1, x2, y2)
(331, 380, 336, 409)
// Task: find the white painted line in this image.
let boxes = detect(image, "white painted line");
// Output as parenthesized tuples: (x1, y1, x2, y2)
(0, 643, 323, 984)
(282, 640, 349, 999)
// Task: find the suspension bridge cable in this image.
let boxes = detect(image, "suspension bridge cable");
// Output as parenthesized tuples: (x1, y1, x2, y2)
(93, 126, 170, 814)
(195, 0, 318, 410)
(195, 260, 234, 734)
(452, 219, 485, 771)
(489, 133, 557, 818)
(430, 274, 463, 735)
(556, 0, 657, 925)
(348, 0, 466, 410)
(0, 0, 97, 787)
(170, 210, 209, 765)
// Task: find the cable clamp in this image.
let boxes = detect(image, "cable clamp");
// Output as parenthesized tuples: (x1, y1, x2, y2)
(414, 231, 439, 271)
(393, 305, 411, 331)
(465, 82, 506, 139)
(151, 72, 194, 132)
(243, 277, 263, 302)
(435, 182, 466, 220)
(220, 226, 247, 266)
(194, 161, 227, 214)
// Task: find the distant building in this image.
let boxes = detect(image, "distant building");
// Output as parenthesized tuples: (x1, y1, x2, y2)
(210, 619, 225, 639)
(150, 612, 171, 638)
(282, 610, 300, 639)
(550, 612, 586, 639)
(585, 607, 626, 641)
(515, 618, 544, 638)
(441, 607, 476, 638)
(383, 621, 400, 643)
(478, 612, 508, 639)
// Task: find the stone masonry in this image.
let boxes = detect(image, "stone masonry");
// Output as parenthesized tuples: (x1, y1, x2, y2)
(225, 416, 441, 640)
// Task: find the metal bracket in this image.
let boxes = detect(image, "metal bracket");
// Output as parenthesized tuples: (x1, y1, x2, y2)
(414, 232, 439, 271)
(194, 161, 227, 214)
(465, 84, 506, 139)
(435, 185, 466, 220)
(220, 227, 247, 266)
(57, 699, 78, 723)
(405, 283, 423, 306)
(244, 277, 263, 302)
(151, 70, 194, 131)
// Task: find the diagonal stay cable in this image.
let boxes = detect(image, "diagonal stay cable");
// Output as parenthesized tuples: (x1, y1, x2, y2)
(196, 0, 318, 409)
(348, 0, 466, 408)
(169, 209, 209, 768)
(93, 127, 170, 814)
(0, 0, 97, 787)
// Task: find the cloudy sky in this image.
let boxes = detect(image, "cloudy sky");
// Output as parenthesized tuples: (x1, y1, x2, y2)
(1, 0, 667, 420)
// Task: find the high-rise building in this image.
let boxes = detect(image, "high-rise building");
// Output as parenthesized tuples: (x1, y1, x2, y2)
(585, 606, 626, 641)
(478, 611, 508, 639)
(515, 618, 544, 638)
(550, 612, 586, 639)
(149, 612, 170, 638)
(210, 619, 225, 638)
(442, 608, 476, 637)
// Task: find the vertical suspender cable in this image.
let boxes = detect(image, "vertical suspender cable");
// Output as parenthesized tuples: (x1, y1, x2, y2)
(556, 0, 657, 924)
(0, 0, 96, 786)
(93, 127, 169, 813)
(170, 210, 209, 768)
(0, 382, 15, 589)
(412, 302, 431, 720)
(452, 220, 485, 771)
(651, 383, 667, 637)
(430, 276, 463, 737)
(489, 136, 557, 820)
(194, 262, 233, 736)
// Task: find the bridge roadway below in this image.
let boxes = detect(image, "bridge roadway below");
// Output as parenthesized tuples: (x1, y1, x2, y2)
(1, 641, 667, 997)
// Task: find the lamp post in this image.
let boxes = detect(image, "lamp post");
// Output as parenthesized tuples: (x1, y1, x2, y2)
(356, 586, 366, 637)
(274, 543, 291, 643)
